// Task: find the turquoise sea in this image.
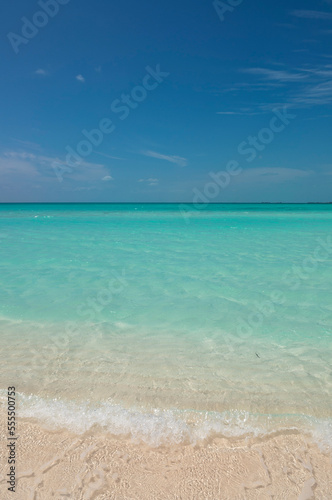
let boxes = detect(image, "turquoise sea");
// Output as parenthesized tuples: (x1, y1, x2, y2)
(0, 203, 331, 447)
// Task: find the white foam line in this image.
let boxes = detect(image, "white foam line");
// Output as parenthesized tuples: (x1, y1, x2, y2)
(1, 392, 331, 450)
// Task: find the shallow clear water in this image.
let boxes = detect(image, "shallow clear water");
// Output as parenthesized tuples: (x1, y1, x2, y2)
(0, 204, 331, 447)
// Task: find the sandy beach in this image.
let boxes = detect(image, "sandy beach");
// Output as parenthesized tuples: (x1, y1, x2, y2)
(1, 417, 331, 499)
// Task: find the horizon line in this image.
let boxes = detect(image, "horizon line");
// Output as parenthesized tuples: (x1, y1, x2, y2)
(1, 202, 332, 205)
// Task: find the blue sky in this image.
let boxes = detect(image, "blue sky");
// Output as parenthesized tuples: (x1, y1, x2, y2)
(1, 0, 332, 202)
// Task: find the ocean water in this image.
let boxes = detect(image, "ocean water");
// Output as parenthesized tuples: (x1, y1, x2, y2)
(0, 203, 331, 448)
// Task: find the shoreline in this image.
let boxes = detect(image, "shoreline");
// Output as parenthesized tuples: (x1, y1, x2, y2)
(1, 418, 331, 499)
(2, 391, 332, 451)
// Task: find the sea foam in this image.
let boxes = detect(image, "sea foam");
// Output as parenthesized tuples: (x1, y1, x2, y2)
(2, 392, 331, 451)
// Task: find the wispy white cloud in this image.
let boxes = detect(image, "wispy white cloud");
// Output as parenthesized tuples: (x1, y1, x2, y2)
(292, 79, 332, 105)
(201, 82, 283, 95)
(242, 67, 308, 82)
(0, 150, 110, 184)
(138, 178, 159, 186)
(290, 10, 332, 20)
(11, 139, 41, 150)
(0, 155, 39, 178)
(4, 151, 36, 161)
(296, 65, 332, 77)
(76, 74, 85, 83)
(217, 111, 242, 115)
(142, 150, 188, 167)
(217, 109, 263, 116)
(102, 175, 113, 181)
(35, 69, 47, 76)
(55, 159, 110, 182)
(233, 63, 332, 110)
(95, 151, 125, 160)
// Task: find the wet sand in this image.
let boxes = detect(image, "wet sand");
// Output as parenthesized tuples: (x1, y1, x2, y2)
(1, 417, 331, 499)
